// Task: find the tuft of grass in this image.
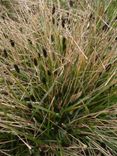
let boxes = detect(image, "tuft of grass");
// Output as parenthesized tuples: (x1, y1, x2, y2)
(0, 0, 117, 155)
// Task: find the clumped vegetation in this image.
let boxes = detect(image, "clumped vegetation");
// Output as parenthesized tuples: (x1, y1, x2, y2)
(0, 0, 117, 156)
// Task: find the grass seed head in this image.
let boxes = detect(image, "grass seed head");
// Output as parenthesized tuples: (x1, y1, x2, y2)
(69, 0, 74, 7)
(52, 5, 55, 15)
(42, 48, 47, 58)
(14, 64, 20, 73)
(30, 95, 36, 102)
(10, 39, 15, 47)
(3, 49, 8, 58)
(33, 58, 38, 66)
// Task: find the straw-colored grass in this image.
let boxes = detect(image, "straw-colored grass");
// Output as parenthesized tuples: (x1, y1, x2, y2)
(0, 0, 117, 155)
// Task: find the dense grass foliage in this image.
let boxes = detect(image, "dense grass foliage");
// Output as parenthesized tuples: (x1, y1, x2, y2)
(0, 0, 117, 155)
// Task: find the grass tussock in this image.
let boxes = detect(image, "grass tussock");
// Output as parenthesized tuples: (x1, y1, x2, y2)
(0, 0, 117, 156)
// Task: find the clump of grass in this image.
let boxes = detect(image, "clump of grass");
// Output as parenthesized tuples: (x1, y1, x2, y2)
(0, 0, 117, 156)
